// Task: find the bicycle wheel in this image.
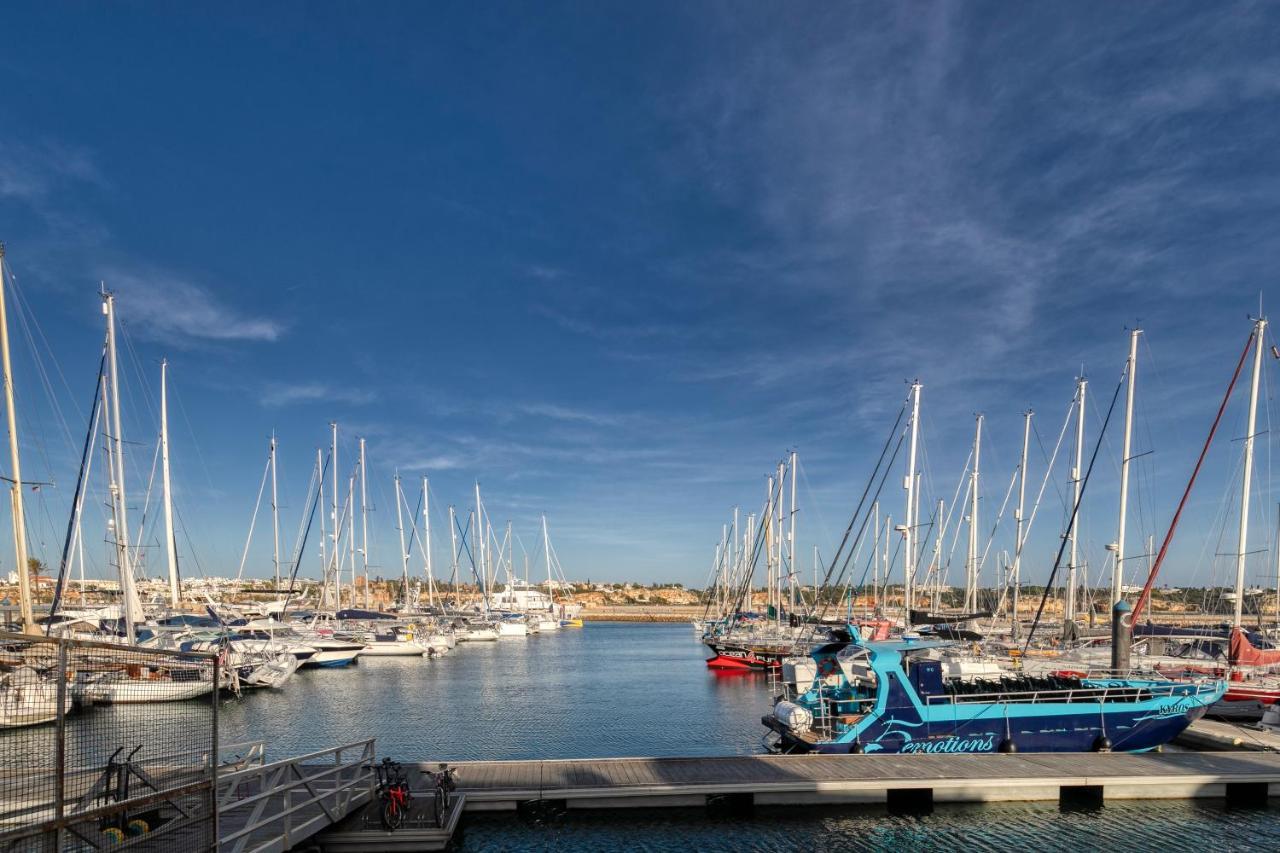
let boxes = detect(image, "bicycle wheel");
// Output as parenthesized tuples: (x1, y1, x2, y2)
(434, 787, 447, 828)
(381, 799, 404, 831)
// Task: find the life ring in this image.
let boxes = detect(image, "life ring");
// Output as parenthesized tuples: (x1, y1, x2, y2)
(817, 658, 839, 678)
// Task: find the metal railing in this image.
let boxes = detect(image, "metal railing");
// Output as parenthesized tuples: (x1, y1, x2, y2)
(926, 679, 1221, 706)
(216, 738, 375, 853)
(0, 630, 221, 852)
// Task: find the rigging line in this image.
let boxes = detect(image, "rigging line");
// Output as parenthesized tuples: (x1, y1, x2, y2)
(280, 449, 330, 614)
(48, 359, 105, 624)
(818, 428, 907, 624)
(235, 452, 273, 582)
(1024, 365, 1126, 652)
(818, 397, 908, 592)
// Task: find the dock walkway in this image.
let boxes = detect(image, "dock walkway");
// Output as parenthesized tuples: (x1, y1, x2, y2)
(428, 751, 1280, 811)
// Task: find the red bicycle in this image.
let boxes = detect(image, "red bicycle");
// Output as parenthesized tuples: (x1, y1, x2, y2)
(375, 758, 412, 830)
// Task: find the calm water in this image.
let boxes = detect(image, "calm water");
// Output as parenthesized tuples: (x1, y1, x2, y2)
(461, 801, 1280, 852)
(218, 621, 773, 759)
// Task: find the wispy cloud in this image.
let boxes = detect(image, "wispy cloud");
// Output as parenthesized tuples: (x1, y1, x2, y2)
(107, 268, 285, 346)
(0, 139, 103, 204)
(260, 382, 376, 408)
(515, 402, 624, 427)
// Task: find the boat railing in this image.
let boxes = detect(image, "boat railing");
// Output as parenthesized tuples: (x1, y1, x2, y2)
(926, 679, 1220, 706)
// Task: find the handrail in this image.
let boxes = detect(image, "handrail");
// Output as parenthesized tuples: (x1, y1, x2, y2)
(216, 739, 375, 853)
(927, 680, 1218, 705)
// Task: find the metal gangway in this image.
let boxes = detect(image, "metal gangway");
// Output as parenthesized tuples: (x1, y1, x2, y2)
(215, 739, 375, 853)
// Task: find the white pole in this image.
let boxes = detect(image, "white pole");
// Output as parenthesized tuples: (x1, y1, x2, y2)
(423, 475, 434, 609)
(932, 498, 944, 612)
(270, 433, 281, 590)
(317, 447, 327, 603)
(448, 505, 459, 608)
(395, 471, 409, 608)
(1234, 318, 1267, 628)
(966, 414, 983, 615)
(1066, 378, 1087, 635)
(788, 450, 798, 613)
(872, 499, 880, 612)
(347, 471, 356, 609)
(1012, 410, 1031, 637)
(330, 422, 340, 606)
(159, 360, 180, 608)
(359, 437, 369, 609)
(475, 482, 487, 612)
(904, 381, 921, 626)
(1115, 329, 1141, 605)
(0, 249, 34, 633)
(104, 294, 139, 642)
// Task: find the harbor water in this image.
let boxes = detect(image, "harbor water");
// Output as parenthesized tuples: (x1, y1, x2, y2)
(218, 621, 772, 760)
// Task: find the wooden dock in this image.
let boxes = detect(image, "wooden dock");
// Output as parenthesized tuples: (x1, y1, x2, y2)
(422, 751, 1280, 812)
(1175, 718, 1280, 752)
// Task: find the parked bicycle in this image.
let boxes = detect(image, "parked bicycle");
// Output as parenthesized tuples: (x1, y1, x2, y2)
(428, 763, 458, 828)
(375, 757, 412, 831)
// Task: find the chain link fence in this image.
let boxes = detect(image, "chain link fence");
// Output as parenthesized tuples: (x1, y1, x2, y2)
(0, 631, 220, 852)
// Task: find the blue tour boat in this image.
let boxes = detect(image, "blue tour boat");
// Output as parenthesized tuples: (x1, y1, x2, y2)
(763, 634, 1225, 754)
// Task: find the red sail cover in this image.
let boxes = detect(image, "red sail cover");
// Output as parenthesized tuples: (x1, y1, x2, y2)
(1230, 627, 1280, 666)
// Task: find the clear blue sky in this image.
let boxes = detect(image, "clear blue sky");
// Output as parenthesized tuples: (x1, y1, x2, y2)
(1, 3, 1279, 592)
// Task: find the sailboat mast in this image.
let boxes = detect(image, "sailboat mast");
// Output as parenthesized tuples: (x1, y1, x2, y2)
(358, 438, 369, 608)
(0, 248, 34, 633)
(1115, 329, 1141, 605)
(1233, 317, 1266, 627)
(1066, 377, 1087, 635)
(448, 505, 458, 609)
(872, 500, 880, 612)
(788, 450, 798, 613)
(160, 359, 180, 609)
(394, 472, 409, 608)
(903, 381, 921, 627)
(965, 414, 983, 615)
(475, 482, 487, 612)
(423, 475, 434, 609)
(1012, 410, 1031, 638)
(270, 433, 281, 589)
(104, 293, 139, 643)
(317, 447, 327, 603)
(330, 422, 340, 607)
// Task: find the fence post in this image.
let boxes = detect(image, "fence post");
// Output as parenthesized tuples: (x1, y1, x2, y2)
(211, 655, 220, 852)
(54, 640, 67, 851)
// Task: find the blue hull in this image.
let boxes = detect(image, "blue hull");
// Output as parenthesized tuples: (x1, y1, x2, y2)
(302, 657, 357, 668)
(781, 704, 1205, 754)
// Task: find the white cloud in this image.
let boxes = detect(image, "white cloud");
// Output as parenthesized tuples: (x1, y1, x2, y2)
(260, 382, 376, 408)
(107, 268, 284, 345)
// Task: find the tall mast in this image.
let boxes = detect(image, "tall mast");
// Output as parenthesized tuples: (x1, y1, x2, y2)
(965, 414, 983, 615)
(104, 293, 140, 642)
(394, 471, 409, 608)
(1066, 377, 1087, 636)
(542, 512, 552, 590)
(872, 500, 880, 611)
(765, 474, 775, 619)
(1012, 410, 1032, 638)
(347, 470, 356, 609)
(448, 505, 458, 609)
(903, 381, 921, 627)
(932, 498, 944, 613)
(788, 450, 798, 613)
(316, 447, 327, 604)
(160, 359, 180, 608)
(359, 437, 368, 608)
(270, 433, 281, 590)
(475, 482, 486, 611)
(423, 475, 434, 609)
(1233, 318, 1267, 628)
(1115, 329, 1141, 605)
(330, 422, 340, 606)
(0, 248, 34, 633)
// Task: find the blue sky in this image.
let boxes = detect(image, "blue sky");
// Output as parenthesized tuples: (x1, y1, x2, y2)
(2, 2, 1280, 593)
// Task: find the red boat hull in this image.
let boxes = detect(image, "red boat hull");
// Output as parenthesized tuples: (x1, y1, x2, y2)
(705, 650, 780, 671)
